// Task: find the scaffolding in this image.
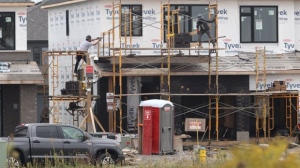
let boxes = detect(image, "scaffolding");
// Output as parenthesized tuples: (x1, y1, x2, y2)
(99, 2, 225, 136)
(42, 50, 104, 133)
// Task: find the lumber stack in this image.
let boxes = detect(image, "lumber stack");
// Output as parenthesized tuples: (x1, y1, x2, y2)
(267, 81, 286, 91)
(122, 148, 139, 165)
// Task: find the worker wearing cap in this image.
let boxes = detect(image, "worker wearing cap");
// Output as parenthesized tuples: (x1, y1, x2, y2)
(196, 14, 216, 48)
(74, 35, 101, 74)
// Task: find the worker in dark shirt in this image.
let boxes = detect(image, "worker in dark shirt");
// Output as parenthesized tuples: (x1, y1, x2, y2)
(196, 14, 216, 48)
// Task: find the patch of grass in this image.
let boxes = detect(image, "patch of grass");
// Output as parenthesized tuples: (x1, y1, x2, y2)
(14, 139, 300, 168)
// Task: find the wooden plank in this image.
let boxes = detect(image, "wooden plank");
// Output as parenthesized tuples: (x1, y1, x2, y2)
(0, 80, 44, 84)
(110, 47, 225, 51)
(108, 77, 114, 132)
(94, 115, 106, 132)
(183, 140, 241, 146)
(0, 3, 34, 7)
(121, 68, 168, 76)
(90, 108, 96, 133)
(189, 30, 197, 36)
(101, 70, 300, 77)
(111, 56, 210, 64)
(190, 42, 199, 47)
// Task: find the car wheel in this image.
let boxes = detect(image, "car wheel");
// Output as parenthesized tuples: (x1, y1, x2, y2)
(7, 156, 21, 168)
(97, 153, 115, 165)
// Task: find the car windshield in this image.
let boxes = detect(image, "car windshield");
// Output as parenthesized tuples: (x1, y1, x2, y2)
(14, 126, 28, 137)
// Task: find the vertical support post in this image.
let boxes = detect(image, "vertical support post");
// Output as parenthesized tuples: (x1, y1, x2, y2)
(112, 2, 117, 133)
(286, 96, 292, 135)
(130, 8, 132, 55)
(160, 4, 164, 99)
(108, 77, 114, 132)
(124, 8, 127, 52)
(262, 96, 267, 142)
(263, 47, 266, 91)
(255, 47, 259, 91)
(268, 96, 274, 138)
(208, 96, 212, 140)
(208, 52, 211, 90)
(167, 4, 171, 101)
(297, 93, 300, 130)
(215, 96, 219, 141)
(118, 3, 123, 134)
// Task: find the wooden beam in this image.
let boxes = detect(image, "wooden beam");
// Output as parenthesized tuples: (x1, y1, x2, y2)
(111, 56, 210, 64)
(0, 80, 44, 84)
(108, 77, 114, 132)
(121, 68, 169, 76)
(100, 70, 300, 77)
(110, 47, 224, 51)
(0, 3, 34, 7)
(94, 115, 106, 132)
(90, 108, 96, 133)
(189, 30, 197, 36)
(183, 140, 241, 146)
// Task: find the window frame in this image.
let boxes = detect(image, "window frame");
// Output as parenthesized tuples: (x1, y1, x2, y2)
(61, 126, 84, 140)
(36, 126, 59, 138)
(239, 6, 278, 43)
(121, 5, 143, 36)
(0, 12, 16, 50)
(66, 10, 69, 36)
(163, 4, 213, 42)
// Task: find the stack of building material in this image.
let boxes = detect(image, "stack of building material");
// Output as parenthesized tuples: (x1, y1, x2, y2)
(61, 81, 86, 96)
(267, 81, 286, 91)
(122, 148, 138, 165)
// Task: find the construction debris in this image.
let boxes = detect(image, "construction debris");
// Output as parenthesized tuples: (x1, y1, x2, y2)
(122, 147, 139, 166)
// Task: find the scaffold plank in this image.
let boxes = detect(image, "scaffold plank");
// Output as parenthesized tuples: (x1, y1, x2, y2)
(121, 68, 169, 76)
(109, 47, 225, 51)
(110, 55, 210, 64)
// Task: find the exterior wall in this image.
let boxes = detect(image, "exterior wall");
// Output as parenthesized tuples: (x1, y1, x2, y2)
(0, 6, 28, 50)
(2, 85, 20, 136)
(46, 0, 299, 126)
(27, 41, 48, 67)
(20, 85, 37, 124)
(1, 85, 38, 136)
(48, 0, 298, 55)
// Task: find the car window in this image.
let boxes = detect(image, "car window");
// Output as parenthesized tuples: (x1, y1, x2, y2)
(14, 126, 28, 137)
(36, 126, 59, 138)
(61, 126, 84, 140)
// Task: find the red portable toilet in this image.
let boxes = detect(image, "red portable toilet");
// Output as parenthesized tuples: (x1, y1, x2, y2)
(138, 99, 174, 155)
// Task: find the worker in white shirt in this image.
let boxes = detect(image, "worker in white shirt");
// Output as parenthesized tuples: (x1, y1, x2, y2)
(74, 35, 101, 74)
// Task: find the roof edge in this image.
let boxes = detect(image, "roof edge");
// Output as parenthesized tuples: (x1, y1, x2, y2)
(0, 2, 34, 7)
(41, 0, 86, 9)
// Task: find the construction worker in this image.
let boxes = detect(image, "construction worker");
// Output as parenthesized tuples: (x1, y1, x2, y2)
(196, 14, 216, 48)
(74, 35, 101, 74)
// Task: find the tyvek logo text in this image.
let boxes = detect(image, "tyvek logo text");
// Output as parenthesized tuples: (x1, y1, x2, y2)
(217, 9, 228, 20)
(283, 39, 294, 50)
(223, 39, 241, 53)
(105, 7, 156, 20)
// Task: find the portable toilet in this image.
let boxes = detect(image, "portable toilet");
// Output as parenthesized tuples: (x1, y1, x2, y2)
(138, 99, 174, 155)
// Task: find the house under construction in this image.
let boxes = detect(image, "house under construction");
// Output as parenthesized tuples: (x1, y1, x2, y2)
(41, 0, 300, 143)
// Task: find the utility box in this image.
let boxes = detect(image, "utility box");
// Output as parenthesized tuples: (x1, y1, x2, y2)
(121, 135, 132, 149)
(138, 99, 174, 155)
(0, 140, 7, 168)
